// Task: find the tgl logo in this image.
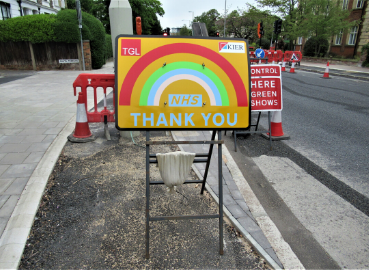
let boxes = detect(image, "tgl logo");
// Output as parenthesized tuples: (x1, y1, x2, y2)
(168, 94, 202, 107)
(121, 39, 141, 56)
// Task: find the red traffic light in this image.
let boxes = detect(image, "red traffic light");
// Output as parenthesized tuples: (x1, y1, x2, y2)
(216, 32, 219, 37)
(257, 22, 263, 38)
(163, 32, 168, 36)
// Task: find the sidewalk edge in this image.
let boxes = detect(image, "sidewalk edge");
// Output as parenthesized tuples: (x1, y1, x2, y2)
(0, 116, 75, 270)
(299, 67, 369, 81)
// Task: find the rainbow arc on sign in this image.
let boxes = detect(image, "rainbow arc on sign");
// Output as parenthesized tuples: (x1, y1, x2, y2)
(119, 43, 248, 107)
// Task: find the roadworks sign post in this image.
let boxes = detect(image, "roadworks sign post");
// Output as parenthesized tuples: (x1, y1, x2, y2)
(114, 35, 251, 259)
(232, 64, 285, 151)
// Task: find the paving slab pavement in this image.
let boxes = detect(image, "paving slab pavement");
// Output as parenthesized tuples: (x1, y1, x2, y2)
(0, 62, 114, 269)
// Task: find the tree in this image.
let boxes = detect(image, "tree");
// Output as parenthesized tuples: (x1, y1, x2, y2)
(149, 15, 163, 35)
(68, 0, 164, 35)
(254, 0, 298, 49)
(67, 0, 93, 13)
(215, 6, 276, 43)
(295, 0, 357, 56)
(193, 9, 220, 37)
(90, 0, 110, 33)
(179, 24, 192, 36)
(254, 0, 357, 54)
(129, 0, 164, 35)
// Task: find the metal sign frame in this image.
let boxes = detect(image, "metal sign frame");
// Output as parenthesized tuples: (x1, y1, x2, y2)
(114, 35, 251, 131)
(145, 130, 224, 258)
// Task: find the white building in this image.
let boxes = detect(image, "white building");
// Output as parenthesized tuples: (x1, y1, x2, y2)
(0, 0, 66, 20)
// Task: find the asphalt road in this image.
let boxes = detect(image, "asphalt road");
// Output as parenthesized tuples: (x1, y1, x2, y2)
(0, 70, 36, 84)
(282, 70, 369, 198)
(231, 70, 369, 269)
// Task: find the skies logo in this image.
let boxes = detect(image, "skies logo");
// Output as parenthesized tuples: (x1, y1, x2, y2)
(219, 42, 245, 53)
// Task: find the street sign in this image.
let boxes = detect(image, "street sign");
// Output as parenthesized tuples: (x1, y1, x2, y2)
(59, 59, 79, 64)
(115, 35, 251, 130)
(291, 53, 299, 61)
(250, 64, 282, 111)
(255, 48, 265, 58)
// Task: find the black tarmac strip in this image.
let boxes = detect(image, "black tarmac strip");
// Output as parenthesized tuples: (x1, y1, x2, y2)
(0, 70, 36, 85)
(19, 126, 271, 269)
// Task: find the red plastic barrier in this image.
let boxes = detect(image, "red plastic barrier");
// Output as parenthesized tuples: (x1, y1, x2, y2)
(283, 51, 293, 62)
(274, 50, 284, 62)
(293, 51, 302, 61)
(73, 74, 115, 123)
(249, 51, 258, 63)
(266, 51, 274, 62)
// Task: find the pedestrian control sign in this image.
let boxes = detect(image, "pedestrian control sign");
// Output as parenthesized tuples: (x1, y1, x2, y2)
(115, 35, 251, 130)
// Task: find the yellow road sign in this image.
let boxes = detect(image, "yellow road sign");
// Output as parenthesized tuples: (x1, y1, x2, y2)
(115, 35, 251, 130)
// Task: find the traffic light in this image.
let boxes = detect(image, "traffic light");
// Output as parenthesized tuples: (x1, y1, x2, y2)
(257, 22, 264, 38)
(216, 32, 220, 37)
(274, 19, 282, 34)
(276, 19, 282, 34)
(166, 27, 170, 36)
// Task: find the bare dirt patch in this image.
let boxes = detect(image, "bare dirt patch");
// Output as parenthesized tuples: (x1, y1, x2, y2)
(20, 130, 270, 269)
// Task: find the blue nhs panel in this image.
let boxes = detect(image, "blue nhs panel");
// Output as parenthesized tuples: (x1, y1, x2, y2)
(168, 94, 202, 107)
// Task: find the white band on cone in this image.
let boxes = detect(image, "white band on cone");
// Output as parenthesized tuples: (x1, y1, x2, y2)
(271, 111, 282, 123)
(76, 103, 88, 123)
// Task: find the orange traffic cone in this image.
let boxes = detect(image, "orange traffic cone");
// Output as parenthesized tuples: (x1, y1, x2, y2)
(322, 62, 330, 78)
(281, 60, 286, 72)
(262, 111, 290, 140)
(68, 92, 95, 142)
(290, 60, 296, 73)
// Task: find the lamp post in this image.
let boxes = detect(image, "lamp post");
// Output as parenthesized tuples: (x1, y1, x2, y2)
(189, 11, 194, 27)
(182, 19, 191, 27)
(224, 0, 226, 37)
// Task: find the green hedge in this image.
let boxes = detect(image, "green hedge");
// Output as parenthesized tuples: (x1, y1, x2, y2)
(0, 14, 56, 43)
(53, 21, 80, 43)
(0, 10, 107, 69)
(362, 43, 369, 67)
(260, 38, 270, 50)
(56, 9, 105, 69)
(303, 37, 329, 57)
(105, 34, 113, 60)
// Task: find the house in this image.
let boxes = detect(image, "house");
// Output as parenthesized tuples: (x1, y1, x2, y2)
(170, 28, 182, 36)
(0, 0, 66, 20)
(295, 0, 367, 58)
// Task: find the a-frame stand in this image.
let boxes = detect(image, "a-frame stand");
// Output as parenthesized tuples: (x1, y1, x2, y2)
(145, 130, 224, 259)
(226, 111, 272, 151)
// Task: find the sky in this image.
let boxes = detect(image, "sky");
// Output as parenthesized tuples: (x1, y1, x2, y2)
(158, 0, 256, 29)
